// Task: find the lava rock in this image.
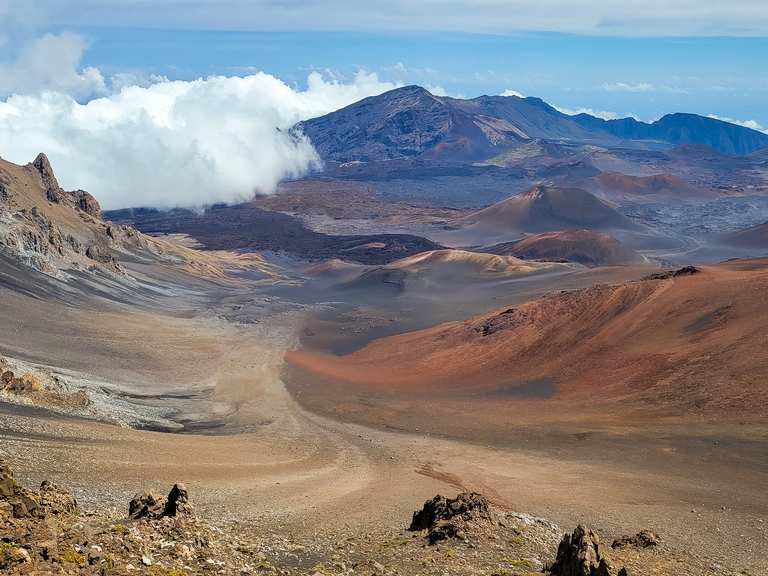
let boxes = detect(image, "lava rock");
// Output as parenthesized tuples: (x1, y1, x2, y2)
(409, 492, 495, 544)
(611, 529, 660, 549)
(644, 266, 700, 281)
(128, 491, 166, 520)
(39, 480, 78, 515)
(163, 483, 193, 517)
(409, 492, 493, 531)
(548, 525, 617, 576)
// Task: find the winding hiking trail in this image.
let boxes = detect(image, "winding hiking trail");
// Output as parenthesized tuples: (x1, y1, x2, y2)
(0, 280, 766, 574)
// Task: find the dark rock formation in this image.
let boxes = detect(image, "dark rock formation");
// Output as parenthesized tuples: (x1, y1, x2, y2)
(107, 204, 443, 266)
(32, 153, 60, 192)
(163, 483, 193, 517)
(612, 529, 660, 549)
(128, 491, 166, 520)
(548, 525, 619, 576)
(129, 484, 194, 520)
(409, 492, 495, 544)
(38, 480, 78, 515)
(73, 190, 102, 218)
(644, 266, 700, 281)
(0, 461, 77, 520)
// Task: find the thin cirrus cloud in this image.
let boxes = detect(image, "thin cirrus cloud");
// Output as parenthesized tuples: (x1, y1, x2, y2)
(15, 0, 768, 36)
(602, 82, 689, 94)
(601, 82, 655, 93)
(0, 34, 400, 210)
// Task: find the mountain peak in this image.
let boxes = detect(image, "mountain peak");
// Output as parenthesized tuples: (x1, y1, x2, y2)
(32, 153, 60, 192)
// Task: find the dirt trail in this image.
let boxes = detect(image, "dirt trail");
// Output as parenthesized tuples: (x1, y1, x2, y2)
(2, 319, 767, 574)
(0, 272, 766, 574)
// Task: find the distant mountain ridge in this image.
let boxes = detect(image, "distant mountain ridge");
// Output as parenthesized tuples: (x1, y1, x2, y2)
(571, 112, 768, 156)
(296, 85, 768, 162)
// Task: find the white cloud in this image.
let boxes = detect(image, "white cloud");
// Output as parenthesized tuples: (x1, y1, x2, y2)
(500, 89, 524, 98)
(0, 33, 107, 100)
(555, 106, 619, 120)
(602, 82, 655, 93)
(601, 81, 689, 94)
(0, 70, 399, 209)
(707, 114, 768, 134)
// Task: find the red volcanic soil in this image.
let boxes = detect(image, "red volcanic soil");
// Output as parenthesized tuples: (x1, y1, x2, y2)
(286, 259, 768, 426)
(592, 172, 705, 201)
(485, 229, 644, 267)
(722, 222, 768, 248)
(456, 185, 636, 233)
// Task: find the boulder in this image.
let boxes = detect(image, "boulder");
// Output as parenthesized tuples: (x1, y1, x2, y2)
(39, 480, 78, 515)
(409, 492, 495, 544)
(548, 525, 617, 576)
(0, 461, 40, 519)
(128, 491, 166, 520)
(1, 370, 14, 386)
(129, 484, 194, 520)
(163, 483, 193, 517)
(410, 492, 493, 531)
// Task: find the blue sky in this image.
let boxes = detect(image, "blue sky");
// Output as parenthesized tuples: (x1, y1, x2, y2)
(0, 1, 766, 208)
(71, 28, 768, 126)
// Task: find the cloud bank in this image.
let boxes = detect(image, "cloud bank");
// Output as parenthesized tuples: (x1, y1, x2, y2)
(0, 40, 398, 209)
(0, 34, 107, 100)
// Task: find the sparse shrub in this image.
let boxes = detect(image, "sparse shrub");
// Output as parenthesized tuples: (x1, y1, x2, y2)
(111, 523, 128, 534)
(61, 548, 87, 567)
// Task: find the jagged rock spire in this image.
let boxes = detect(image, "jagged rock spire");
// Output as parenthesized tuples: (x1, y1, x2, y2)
(32, 153, 60, 192)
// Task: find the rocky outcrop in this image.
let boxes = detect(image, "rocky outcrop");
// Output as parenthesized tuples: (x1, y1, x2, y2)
(129, 483, 194, 520)
(0, 460, 77, 520)
(409, 492, 495, 544)
(548, 525, 629, 576)
(38, 480, 78, 516)
(31, 154, 102, 218)
(0, 154, 125, 277)
(32, 153, 61, 192)
(128, 491, 166, 519)
(612, 529, 660, 549)
(0, 355, 92, 413)
(73, 190, 102, 218)
(644, 266, 700, 281)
